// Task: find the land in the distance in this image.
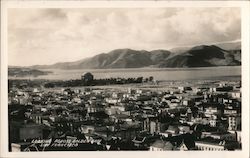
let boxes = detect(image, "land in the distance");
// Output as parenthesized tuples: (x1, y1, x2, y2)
(8, 67, 52, 77)
(22, 42, 241, 70)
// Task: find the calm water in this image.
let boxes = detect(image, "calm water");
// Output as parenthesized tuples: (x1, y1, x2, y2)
(10, 66, 241, 81)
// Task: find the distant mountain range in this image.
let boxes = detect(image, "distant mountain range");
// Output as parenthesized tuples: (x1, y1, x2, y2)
(27, 41, 241, 69)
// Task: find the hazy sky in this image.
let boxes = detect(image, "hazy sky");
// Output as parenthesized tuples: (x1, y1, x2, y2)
(8, 8, 241, 66)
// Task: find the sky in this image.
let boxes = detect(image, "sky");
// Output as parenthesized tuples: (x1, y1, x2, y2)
(8, 7, 241, 66)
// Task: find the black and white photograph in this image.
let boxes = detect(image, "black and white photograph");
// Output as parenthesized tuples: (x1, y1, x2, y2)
(1, 1, 249, 158)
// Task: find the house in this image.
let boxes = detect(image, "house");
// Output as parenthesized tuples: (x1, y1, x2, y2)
(177, 140, 195, 151)
(132, 134, 159, 148)
(72, 97, 82, 104)
(209, 119, 218, 127)
(105, 107, 121, 115)
(230, 91, 241, 99)
(110, 113, 130, 123)
(158, 133, 196, 150)
(105, 98, 120, 104)
(132, 136, 146, 147)
(224, 108, 238, 116)
(164, 125, 180, 137)
(178, 125, 191, 134)
(149, 139, 174, 151)
(182, 100, 193, 106)
(62, 88, 74, 96)
(81, 125, 95, 134)
(178, 86, 192, 93)
(178, 141, 189, 150)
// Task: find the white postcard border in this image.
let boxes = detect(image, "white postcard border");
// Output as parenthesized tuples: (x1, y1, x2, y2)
(1, 1, 249, 158)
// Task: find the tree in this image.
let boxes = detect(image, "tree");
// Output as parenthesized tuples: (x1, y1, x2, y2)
(149, 76, 154, 82)
(81, 72, 94, 82)
(136, 77, 143, 83)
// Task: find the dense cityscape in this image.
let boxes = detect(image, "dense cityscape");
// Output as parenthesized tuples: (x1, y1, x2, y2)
(8, 73, 241, 151)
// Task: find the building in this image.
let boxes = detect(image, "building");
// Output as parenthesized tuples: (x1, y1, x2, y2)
(201, 132, 236, 141)
(132, 133, 159, 148)
(178, 125, 191, 134)
(195, 138, 239, 151)
(231, 91, 241, 99)
(81, 72, 94, 82)
(149, 139, 174, 151)
(165, 125, 180, 136)
(203, 105, 222, 118)
(228, 115, 241, 131)
(177, 140, 195, 151)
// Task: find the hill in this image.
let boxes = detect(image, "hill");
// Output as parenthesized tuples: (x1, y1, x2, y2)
(158, 45, 241, 67)
(28, 43, 241, 69)
(8, 68, 52, 77)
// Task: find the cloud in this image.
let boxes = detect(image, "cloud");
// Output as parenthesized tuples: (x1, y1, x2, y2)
(8, 7, 241, 66)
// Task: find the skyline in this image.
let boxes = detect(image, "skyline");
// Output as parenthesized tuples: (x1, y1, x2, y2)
(8, 7, 241, 66)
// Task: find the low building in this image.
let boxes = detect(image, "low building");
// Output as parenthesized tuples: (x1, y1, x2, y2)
(132, 134, 159, 148)
(177, 140, 195, 151)
(230, 91, 241, 99)
(201, 132, 236, 141)
(195, 138, 239, 151)
(178, 125, 191, 134)
(165, 125, 180, 136)
(149, 139, 174, 151)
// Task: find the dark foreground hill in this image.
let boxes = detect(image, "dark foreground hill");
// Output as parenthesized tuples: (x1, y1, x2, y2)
(158, 45, 241, 67)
